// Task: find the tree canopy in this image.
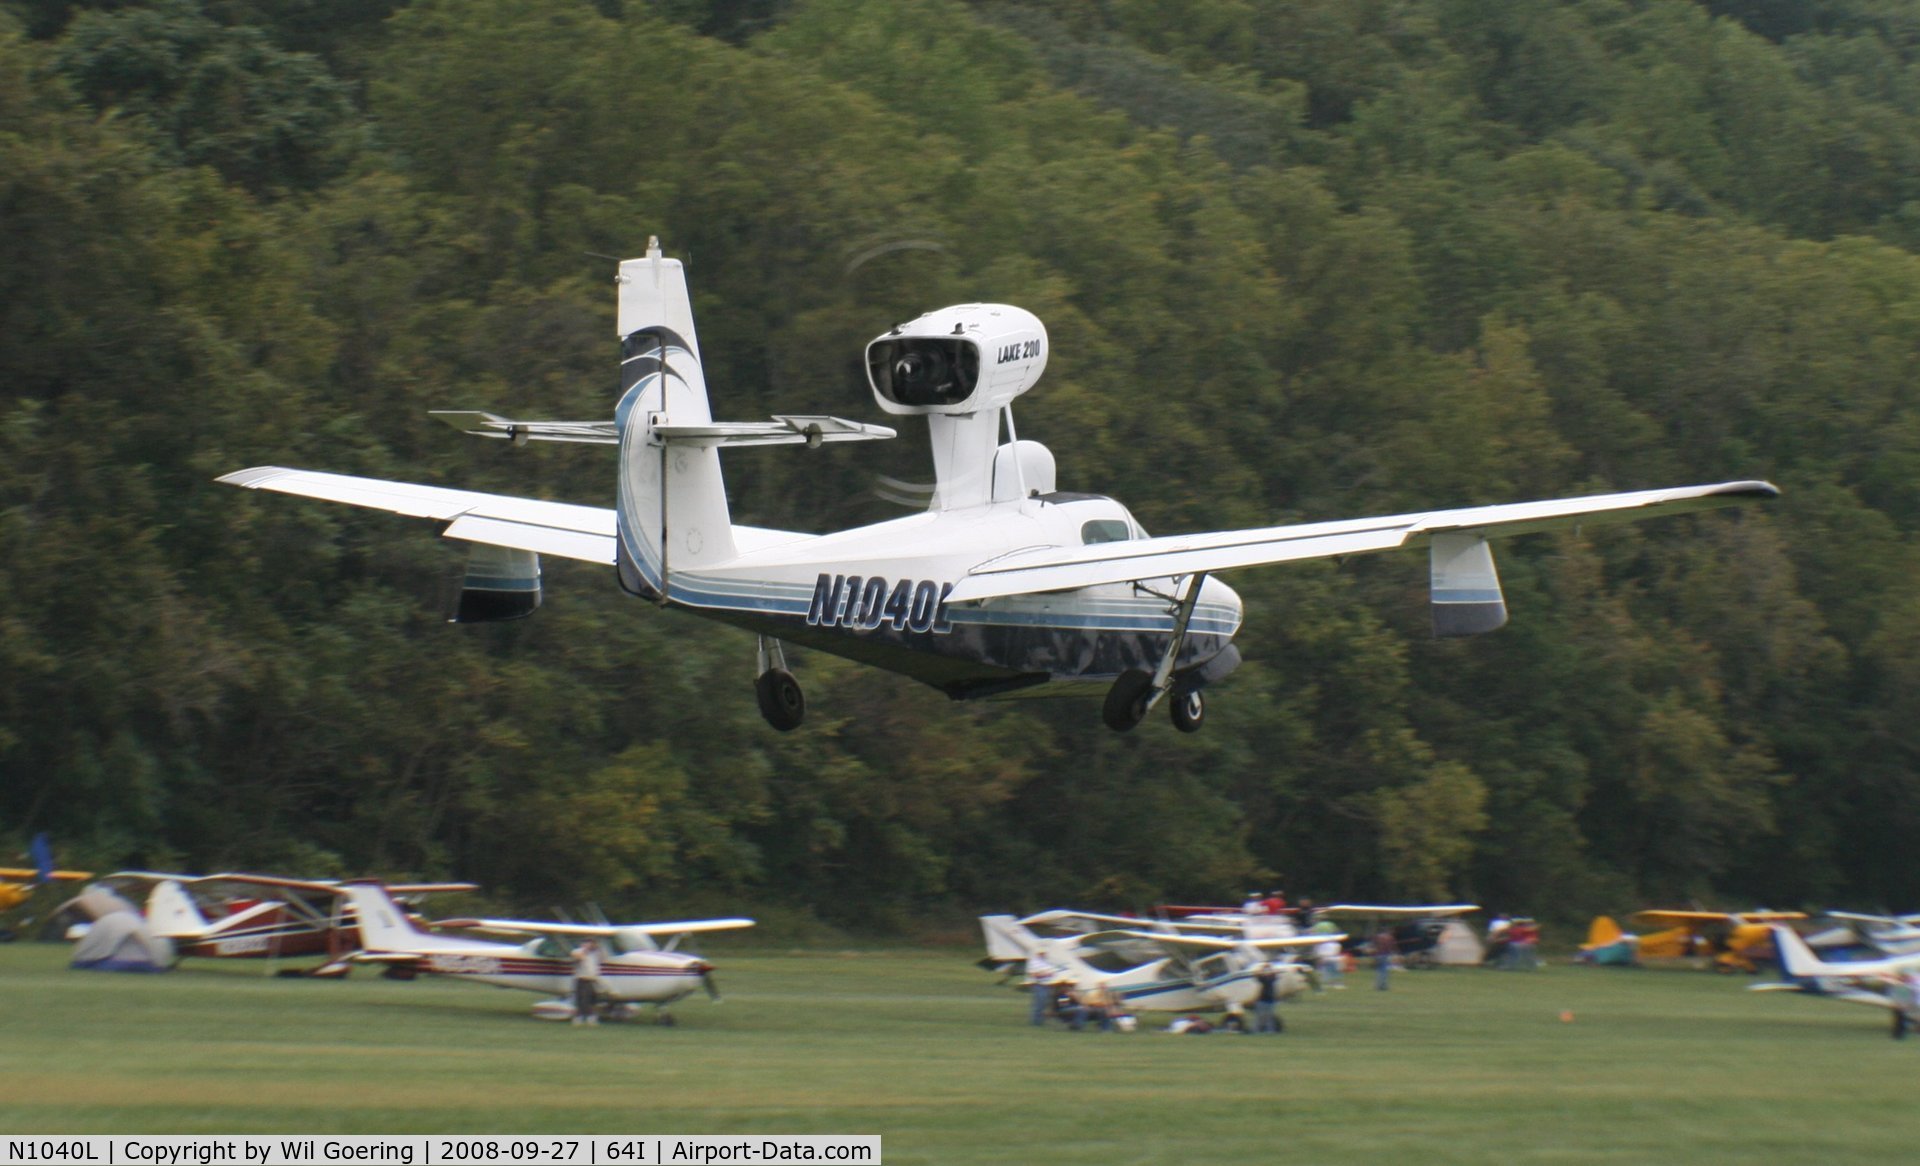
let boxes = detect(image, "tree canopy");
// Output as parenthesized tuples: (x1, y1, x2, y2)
(6, 0, 1920, 925)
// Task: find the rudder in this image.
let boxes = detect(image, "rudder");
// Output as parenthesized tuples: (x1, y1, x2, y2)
(614, 240, 736, 602)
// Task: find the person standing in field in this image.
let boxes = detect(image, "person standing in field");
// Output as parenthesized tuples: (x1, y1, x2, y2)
(1252, 963, 1282, 1033)
(1025, 949, 1061, 1026)
(1372, 927, 1398, 991)
(570, 938, 603, 1026)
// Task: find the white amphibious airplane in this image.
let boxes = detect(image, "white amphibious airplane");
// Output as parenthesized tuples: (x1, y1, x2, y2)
(340, 882, 752, 1022)
(980, 911, 1337, 1013)
(1753, 924, 1920, 1036)
(220, 240, 1779, 732)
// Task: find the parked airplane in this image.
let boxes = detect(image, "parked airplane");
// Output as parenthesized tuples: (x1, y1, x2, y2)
(1577, 910, 1805, 972)
(0, 833, 90, 913)
(1805, 911, 1920, 958)
(340, 882, 752, 1022)
(0, 867, 90, 914)
(104, 872, 476, 971)
(980, 911, 1337, 1014)
(219, 240, 1779, 733)
(1755, 924, 1920, 1037)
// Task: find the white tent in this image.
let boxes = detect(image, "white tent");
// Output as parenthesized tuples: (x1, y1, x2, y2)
(68, 891, 172, 972)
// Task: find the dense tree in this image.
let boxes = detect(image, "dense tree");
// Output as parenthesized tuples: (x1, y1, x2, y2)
(7, 0, 1920, 926)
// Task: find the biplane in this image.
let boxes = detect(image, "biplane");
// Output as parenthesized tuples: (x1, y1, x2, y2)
(1577, 910, 1805, 972)
(102, 872, 476, 972)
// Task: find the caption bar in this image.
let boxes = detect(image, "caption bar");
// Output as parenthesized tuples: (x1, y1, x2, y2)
(2, 1139, 880, 1166)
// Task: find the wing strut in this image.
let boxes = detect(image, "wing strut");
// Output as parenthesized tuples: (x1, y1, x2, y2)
(1104, 572, 1210, 732)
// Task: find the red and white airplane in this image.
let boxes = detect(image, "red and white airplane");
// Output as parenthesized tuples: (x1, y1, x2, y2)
(340, 881, 753, 1022)
(105, 871, 477, 971)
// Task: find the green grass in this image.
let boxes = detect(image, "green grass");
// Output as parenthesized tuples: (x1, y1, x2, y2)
(1, 943, 1911, 1163)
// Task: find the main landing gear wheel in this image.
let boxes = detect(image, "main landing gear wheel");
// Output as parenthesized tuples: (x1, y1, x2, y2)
(1170, 686, 1205, 734)
(1102, 669, 1154, 733)
(755, 668, 805, 731)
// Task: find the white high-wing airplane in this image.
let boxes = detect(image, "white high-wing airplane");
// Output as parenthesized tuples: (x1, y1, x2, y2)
(220, 240, 1779, 732)
(980, 911, 1338, 1012)
(340, 882, 752, 1022)
(1807, 911, 1920, 957)
(1752, 924, 1920, 1035)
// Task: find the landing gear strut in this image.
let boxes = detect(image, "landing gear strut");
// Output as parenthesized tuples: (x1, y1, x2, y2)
(755, 636, 805, 731)
(1102, 572, 1212, 734)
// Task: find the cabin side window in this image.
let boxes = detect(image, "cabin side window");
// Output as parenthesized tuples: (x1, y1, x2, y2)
(1081, 519, 1132, 545)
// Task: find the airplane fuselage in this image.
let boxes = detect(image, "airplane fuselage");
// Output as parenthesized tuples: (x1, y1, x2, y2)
(635, 494, 1244, 700)
(417, 945, 711, 1004)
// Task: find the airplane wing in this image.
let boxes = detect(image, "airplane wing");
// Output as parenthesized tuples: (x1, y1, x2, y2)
(1631, 910, 1806, 929)
(1109, 929, 1342, 952)
(1316, 904, 1480, 919)
(944, 481, 1778, 602)
(102, 872, 477, 896)
(0, 867, 92, 882)
(1825, 911, 1904, 927)
(218, 468, 616, 564)
(435, 917, 755, 938)
(1019, 909, 1245, 934)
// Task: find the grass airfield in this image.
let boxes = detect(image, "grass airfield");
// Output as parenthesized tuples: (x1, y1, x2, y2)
(1, 942, 1911, 1164)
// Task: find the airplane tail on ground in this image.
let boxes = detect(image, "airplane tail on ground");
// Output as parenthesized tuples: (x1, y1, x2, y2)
(613, 241, 737, 602)
(144, 880, 210, 939)
(340, 883, 432, 952)
(980, 915, 1039, 964)
(1772, 924, 1840, 980)
(1584, 915, 1623, 948)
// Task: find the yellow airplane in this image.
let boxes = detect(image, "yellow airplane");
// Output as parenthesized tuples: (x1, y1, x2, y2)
(1578, 910, 1807, 972)
(0, 866, 92, 913)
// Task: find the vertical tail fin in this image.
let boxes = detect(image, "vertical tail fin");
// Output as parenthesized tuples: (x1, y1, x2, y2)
(144, 880, 210, 939)
(980, 915, 1037, 963)
(341, 883, 429, 953)
(1771, 924, 1836, 980)
(613, 239, 736, 601)
(28, 832, 54, 884)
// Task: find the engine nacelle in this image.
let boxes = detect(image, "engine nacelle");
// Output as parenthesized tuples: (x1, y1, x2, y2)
(866, 304, 1047, 416)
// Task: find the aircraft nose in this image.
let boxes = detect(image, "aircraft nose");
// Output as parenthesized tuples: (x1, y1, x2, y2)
(1202, 576, 1245, 634)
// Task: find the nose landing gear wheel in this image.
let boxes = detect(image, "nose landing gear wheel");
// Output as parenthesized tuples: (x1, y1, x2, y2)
(755, 668, 805, 731)
(1102, 669, 1154, 732)
(1170, 686, 1205, 733)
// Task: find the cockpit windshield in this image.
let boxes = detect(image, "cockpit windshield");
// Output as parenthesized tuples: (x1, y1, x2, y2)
(1081, 519, 1132, 545)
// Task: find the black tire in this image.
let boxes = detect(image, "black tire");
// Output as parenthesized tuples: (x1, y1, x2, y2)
(755, 668, 806, 731)
(1103, 669, 1154, 732)
(1170, 686, 1205, 733)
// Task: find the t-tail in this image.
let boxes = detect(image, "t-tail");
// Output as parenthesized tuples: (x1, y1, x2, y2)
(614, 239, 736, 602)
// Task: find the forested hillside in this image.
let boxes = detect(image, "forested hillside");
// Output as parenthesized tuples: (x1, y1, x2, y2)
(7, 0, 1920, 925)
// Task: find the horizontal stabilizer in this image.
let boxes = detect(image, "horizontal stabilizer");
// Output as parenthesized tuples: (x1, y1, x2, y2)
(432, 411, 894, 448)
